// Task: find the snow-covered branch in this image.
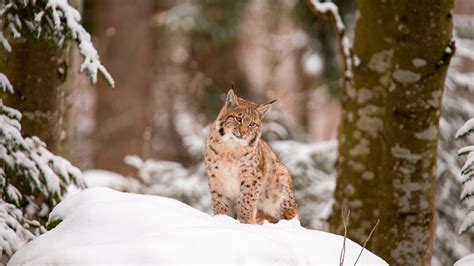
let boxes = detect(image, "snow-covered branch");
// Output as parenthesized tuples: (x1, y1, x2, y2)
(0, 0, 114, 87)
(456, 119, 474, 234)
(0, 73, 13, 94)
(1, 99, 86, 259)
(0, 201, 38, 260)
(306, 0, 353, 92)
(0, 101, 85, 208)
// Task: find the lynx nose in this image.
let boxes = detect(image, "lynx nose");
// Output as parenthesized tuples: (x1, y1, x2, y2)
(240, 126, 249, 136)
(233, 130, 242, 139)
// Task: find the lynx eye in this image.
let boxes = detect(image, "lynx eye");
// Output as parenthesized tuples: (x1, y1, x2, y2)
(249, 122, 256, 127)
(235, 116, 242, 123)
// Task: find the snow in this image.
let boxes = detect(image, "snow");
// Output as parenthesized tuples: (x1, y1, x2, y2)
(461, 153, 474, 175)
(455, 107, 474, 237)
(303, 52, 323, 76)
(460, 179, 474, 201)
(0, 73, 13, 94)
(0, 32, 12, 52)
(8, 188, 387, 265)
(456, 254, 474, 266)
(457, 45, 474, 61)
(124, 155, 212, 212)
(0, 0, 114, 87)
(82, 169, 141, 192)
(433, 14, 474, 264)
(458, 145, 474, 156)
(354, 54, 361, 67)
(45, 0, 114, 86)
(459, 211, 474, 235)
(309, 0, 344, 31)
(0, 101, 84, 208)
(456, 118, 474, 139)
(307, 0, 353, 84)
(0, 200, 40, 261)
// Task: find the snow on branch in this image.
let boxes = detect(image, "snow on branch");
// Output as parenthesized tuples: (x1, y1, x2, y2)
(0, 101, 85, 208)
(0, 0, 114, 87)
(306, 0, 353, 91)
(0, 73, 13, 94)
(457, 118, 474, 234)
(0, 99, 85, 260)
(0, 200, 38, 259)
(455, 118, 474, 140)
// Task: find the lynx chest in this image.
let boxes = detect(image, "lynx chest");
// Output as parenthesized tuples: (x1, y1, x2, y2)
(215, 161, 241, 201)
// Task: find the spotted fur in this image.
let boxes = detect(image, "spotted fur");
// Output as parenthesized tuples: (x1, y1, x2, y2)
(205, 89, 298, 224)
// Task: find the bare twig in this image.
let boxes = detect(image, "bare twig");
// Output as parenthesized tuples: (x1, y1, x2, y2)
(354, 219, 380, 265)
(339, 205, 350, 266)
(305, 0, 353, 96)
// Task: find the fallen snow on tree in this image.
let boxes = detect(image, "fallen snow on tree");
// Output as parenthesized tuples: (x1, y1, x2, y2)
(0, 0, 114, 87)
(9, 187, 387, 265)
(0, 201, 37, 261)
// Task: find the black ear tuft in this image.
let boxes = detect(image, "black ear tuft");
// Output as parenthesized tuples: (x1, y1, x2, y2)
(257, 100, 276, 116)
(226, 89, 239, 108)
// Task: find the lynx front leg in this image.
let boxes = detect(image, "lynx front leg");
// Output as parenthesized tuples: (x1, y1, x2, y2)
(210, 190, 233, 217)
(237, 174, 262, 224)
(281, 187, 298, 220)
(209, 174, 234, 217)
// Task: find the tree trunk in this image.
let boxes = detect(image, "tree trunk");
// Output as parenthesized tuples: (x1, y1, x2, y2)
(0, 1, 82, 157)
(91, 0, 154, 175)
(329, 1, 453, 265)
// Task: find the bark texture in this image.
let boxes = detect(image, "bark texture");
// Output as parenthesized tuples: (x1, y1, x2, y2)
(329, 1, 453, 265)
(0, 0, 82, 156)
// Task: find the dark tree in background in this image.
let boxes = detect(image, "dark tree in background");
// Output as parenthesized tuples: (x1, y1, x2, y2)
(89, 0, 155, 174)
(329, 0, 454, 265)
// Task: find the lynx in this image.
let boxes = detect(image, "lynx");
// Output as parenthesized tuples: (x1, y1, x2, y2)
(204, 89, 298, 224)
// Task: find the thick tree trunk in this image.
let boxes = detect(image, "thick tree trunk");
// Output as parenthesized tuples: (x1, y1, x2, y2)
(329, 1, 453, 265)
(0, 1, 82, 156)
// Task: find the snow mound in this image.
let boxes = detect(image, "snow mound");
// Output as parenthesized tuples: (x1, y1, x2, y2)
(9, 188, 387, 265)
(456, 254, 474, 266)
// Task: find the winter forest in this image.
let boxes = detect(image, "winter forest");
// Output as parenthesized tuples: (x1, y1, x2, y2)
(1, 0, 473, 265)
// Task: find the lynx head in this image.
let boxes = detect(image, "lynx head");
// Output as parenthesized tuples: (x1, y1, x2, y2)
(216, 89, 275, 146)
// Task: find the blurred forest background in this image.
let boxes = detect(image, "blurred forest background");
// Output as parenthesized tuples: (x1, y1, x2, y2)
(71, 0, 351, 172)
(1, 0, 473, 265)
(64, 0, 473, 264)
(69, 0, 472, 265)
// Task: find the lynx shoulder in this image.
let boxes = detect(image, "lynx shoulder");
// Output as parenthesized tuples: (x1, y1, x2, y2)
(204, 88, 298, 224)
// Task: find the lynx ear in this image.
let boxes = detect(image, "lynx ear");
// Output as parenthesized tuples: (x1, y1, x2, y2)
(257, 100, 276, 117)
(226, 89, 239, 108)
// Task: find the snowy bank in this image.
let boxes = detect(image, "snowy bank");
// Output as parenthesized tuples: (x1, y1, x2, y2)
(9, 188, 387, 265)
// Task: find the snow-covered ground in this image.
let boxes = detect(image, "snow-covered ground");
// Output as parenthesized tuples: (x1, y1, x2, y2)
(456, 254, 474, 266)
(9, 187, 387, 265)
